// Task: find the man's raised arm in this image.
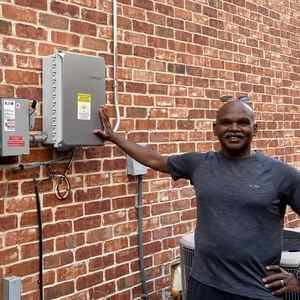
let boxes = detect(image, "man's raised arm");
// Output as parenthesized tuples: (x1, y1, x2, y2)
(94, 107, 169, 174)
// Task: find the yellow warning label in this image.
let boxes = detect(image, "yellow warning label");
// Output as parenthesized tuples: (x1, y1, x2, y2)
(77, 93, 91, 102)
(77, 93, 91, 120)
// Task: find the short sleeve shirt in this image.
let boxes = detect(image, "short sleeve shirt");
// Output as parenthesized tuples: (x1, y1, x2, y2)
(167, 151, 300, 299)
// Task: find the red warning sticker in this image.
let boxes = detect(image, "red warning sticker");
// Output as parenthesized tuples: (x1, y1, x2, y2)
(7, 135, 24, 147)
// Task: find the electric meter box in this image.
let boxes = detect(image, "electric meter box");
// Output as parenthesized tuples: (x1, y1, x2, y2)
(43, 52, 106, 149)
(0, 98, 29, 156)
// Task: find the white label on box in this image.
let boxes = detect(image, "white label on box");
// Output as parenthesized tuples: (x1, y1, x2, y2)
(77, 93, 91, 120)
(4, 100, 16, 132)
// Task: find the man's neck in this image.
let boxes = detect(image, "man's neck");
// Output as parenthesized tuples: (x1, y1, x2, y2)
(220, 149, 254, 160)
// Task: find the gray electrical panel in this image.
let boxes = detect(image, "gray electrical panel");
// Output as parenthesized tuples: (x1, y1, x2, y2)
(0, 98, 29, 156)
(42, 52, 106, 149)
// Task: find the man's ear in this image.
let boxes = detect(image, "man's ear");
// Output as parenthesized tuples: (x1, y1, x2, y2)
(213, 122, 217, 136)
(253, 123, 258, 136)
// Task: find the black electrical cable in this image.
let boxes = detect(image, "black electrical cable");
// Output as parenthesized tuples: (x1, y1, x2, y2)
(137, 175, 149, 300)
(33, 176, 44, 300)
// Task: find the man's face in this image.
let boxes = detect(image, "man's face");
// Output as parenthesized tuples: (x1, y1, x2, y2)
(213, 102, 257, 156)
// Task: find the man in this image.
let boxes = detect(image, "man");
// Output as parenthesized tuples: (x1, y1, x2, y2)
(94, 99, 300, 299)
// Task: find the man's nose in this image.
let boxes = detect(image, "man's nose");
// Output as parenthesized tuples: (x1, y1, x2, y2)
(229, 122, 239, 130)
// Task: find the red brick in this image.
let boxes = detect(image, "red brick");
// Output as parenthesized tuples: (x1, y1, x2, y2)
(74, 216, 101, 231)
(43, 221, 72, 239)
(6, 259, 39, 276)
(16, 55, 42, 70)
(15, 0, 47, 10)
(76, 271, 103, 290)
(0, 20, 12, 35)
(39, 13, 69, 29)
(74, 160, 101, 173)
(103, 211, 127, 226)
(56, 233, 85, 251)
(44, 281, 75, 300)
(44, 251, 74, 269)
(87, 227, 113, 243)
(151, 202, 171, 215)
(75, 243, 102, 261)
(133, 20, 154, 34)
(55, 204, 83, 220)
(71, 0, 96, 8)
(2, 4, 37, 23)
(3, 37, 35, 54)
(0, 85, 14, 97)
(82, 8, 107, 24)
(123, 6, 146, 20)
(83, 37, 108, 51)
(134, 0, 153, 10)
(50, 1, 80, 17)
(105, 264, 130, 280)
(134, 46, 155, 58)
(93, 282, 116, 298)
(0, 52, 13, 66)
(0, 247, 18, 264)
(147, 12, 166, 25)
(70, 20, 97, 36)
(114, 221, 137, 236)
(155, 3, 174, 16)
(21, 209, 52, 226)
(21, 240, 53, 259)
(16, 24, 47, 40)
(51, 31, 80, 47)
(5, 69, 39, 85)
(104, 237, 128, 252)
(57, 263, 87, 281)
(0, 215, 17, 231)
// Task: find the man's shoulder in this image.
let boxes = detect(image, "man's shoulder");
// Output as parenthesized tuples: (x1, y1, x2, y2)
(256, 151, 300, 175)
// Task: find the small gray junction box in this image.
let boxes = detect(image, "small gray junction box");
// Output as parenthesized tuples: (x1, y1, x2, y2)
(43, 52, 106, 149)
(0, 98, 29, 156)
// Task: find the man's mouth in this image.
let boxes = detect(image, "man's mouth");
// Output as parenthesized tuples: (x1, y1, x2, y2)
(223, 133, 244, 142)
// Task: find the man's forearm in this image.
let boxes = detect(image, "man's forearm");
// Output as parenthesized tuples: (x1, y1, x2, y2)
(110, 133, 169, 173)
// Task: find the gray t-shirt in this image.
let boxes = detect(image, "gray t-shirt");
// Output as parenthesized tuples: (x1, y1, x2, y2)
(167, 151, 300, 299)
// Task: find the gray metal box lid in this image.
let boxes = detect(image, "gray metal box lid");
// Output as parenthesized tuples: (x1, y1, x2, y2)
(43, 52, 106, 148)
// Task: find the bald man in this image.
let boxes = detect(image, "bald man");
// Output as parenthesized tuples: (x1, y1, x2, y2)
(95, 100, 300, 300)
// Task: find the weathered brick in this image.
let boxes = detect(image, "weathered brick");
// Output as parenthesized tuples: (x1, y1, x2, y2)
(74, 216, 101, 231)
(51, 31, 80, 47)
(44, 281, 75, 300)
(0, 20, 12, 35)
(16, 55, 42, 70)
(82, 8, 107, 24)
(44, 251, 74, 269)
(0, 247, 18, 264)
(2, 4, 37, 23)
(50, 1, 80, 17)
(16, 24, 47, 40)
(76, 271, 103, 290)
(70, 20, 97, 36)
(15, 0, 47, 10)
(39, 13, 69, 29)
(75, 243, 102, 261)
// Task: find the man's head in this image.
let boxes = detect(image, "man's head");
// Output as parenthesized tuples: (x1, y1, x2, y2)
(213, 100, 257, 158)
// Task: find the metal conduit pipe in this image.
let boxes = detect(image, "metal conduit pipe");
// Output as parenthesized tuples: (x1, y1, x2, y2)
(112, 0, 120, 132)
(33, 177, 44, 300)
(137, 175, 149, 300)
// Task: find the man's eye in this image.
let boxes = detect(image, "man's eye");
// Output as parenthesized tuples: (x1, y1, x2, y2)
(238, 121, 250, 126)
(221, 121, 231, 125)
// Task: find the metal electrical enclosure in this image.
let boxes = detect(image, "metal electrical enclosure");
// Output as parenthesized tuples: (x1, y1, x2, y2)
(3, 277, 21, 300)
(0, 98, 29, 156)
(43, 52, 105, 149)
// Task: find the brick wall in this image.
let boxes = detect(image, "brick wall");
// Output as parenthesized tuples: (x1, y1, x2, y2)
(0, 0, 300, 299)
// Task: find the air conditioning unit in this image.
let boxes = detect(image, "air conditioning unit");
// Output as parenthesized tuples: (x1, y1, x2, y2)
(180, 230, 300, 300)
